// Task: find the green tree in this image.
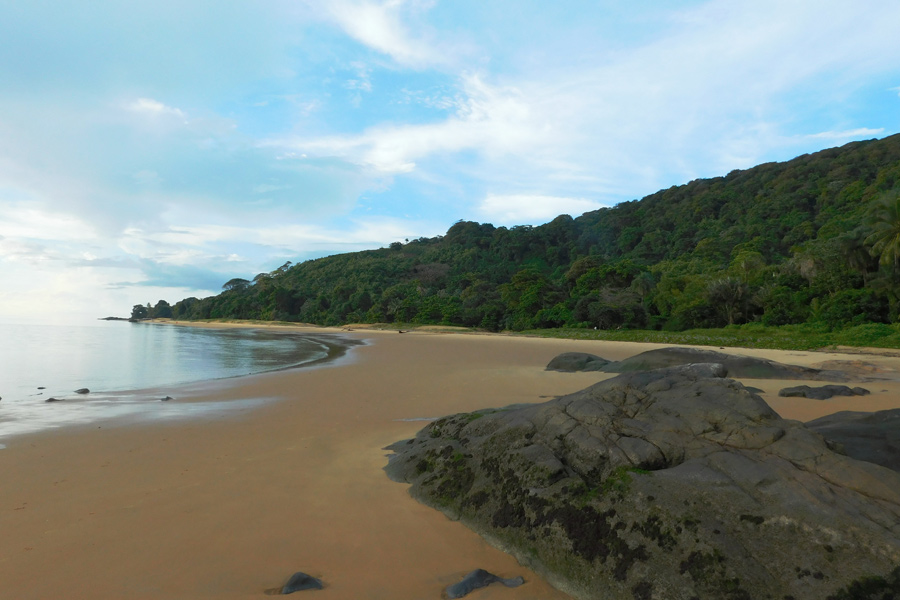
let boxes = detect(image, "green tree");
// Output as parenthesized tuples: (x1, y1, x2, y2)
(865, 189, 900, 267)
(707, 277, 750, 326)
(147, 133, 900, 332)
(152, 299, 173, 318)
(222, 278, 251, 292)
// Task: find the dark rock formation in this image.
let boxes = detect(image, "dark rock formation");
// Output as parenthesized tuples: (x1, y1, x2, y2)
(807, 409, 900, 473)
(599, 347, 847, 380)
(824, 565, 900, 599)
(444, 569, 525, 599)
(546, 352, 610, 372)
(280, 571, 323, 594)
(45, 397, 61, 403)
(161, 396, 173, 401)
(74, 388, 90, 394)
(779, 385, 870, 400)
(385, 364, 900, 600)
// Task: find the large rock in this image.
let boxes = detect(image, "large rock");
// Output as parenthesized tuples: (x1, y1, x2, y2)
(385, 364, 900, 600)
(546, 352, 610, 372)
(807, 409, 900, 473)
(599, 347, 847, 380)
(778, 385, 870, 400)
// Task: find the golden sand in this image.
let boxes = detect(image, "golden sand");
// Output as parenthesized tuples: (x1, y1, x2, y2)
(2, 327, 898, 599)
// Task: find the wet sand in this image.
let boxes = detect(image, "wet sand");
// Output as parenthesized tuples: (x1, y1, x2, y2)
(2, 328, 899, 599)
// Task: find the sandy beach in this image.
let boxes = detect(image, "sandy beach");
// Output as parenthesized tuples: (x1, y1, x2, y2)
(2, 327, 899, 599)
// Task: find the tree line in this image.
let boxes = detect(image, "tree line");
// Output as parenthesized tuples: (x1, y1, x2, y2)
(134, 134, 900, 332)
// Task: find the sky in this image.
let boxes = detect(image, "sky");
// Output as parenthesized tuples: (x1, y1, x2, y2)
(1, 0, 899, 323)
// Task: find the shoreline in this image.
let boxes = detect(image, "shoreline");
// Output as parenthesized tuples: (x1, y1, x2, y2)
(137, 324, 368, 382)
(142, 319, 900, 422)
(0, 324, 365, 443)
(3, 329, 900, 598)
(139, 318, 900, 356)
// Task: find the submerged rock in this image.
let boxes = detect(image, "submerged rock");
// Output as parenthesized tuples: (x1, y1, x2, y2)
(778, 385, 870, 400)
(807, 408, 900, 473)
(385, 364, 900, 600)
(445, 568, 525, 599)
(546, 352, 610, 372)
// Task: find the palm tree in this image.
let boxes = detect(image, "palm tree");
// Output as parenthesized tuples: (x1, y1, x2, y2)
(707, 276, 749, 326)
(840, 227, 875, 285)
(865, 189, 900, 268)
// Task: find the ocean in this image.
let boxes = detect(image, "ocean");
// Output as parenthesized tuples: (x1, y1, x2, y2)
(0, 320, 360, 442)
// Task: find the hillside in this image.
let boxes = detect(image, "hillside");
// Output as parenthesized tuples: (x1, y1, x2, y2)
(149, 134, 900, 332)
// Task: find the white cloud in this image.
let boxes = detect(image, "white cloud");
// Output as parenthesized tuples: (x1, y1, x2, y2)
(477, 194, 605, 226)
(0, 209, 440, 323)
(345, 61, 373, 93)
(129, 216, 440, 256)
(319, 0, 449, 69)
(271, 0, 900, 202)
(0, 237, 56, 264)
(127, 98, 187, 122)
(268, 73, 546, 174)
(806, 128, 885, 140)
(0, 203, 97, 244)
(0, 255, 212, 324)
(398, 86, 460, 111)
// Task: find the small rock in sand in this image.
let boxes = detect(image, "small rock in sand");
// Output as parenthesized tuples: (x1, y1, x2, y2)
(445, 569, 525, 599)
(280, 571, 323, 594)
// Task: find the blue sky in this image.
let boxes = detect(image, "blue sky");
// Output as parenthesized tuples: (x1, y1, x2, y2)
(1, 0, 899, 323)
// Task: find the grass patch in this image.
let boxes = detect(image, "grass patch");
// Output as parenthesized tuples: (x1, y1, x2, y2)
(569, 482, 601, 507)
(519, 322, 900, 351)
(602, 466, 650, 495)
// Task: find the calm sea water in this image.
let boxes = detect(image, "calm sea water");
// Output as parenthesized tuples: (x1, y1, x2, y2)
(0, 321, 360, 442)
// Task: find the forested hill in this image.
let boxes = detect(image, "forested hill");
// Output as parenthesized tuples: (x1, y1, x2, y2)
(145, 133, 900, 332)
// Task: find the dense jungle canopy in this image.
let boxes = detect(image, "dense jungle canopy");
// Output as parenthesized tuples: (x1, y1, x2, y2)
(138, 134, 900, 332)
